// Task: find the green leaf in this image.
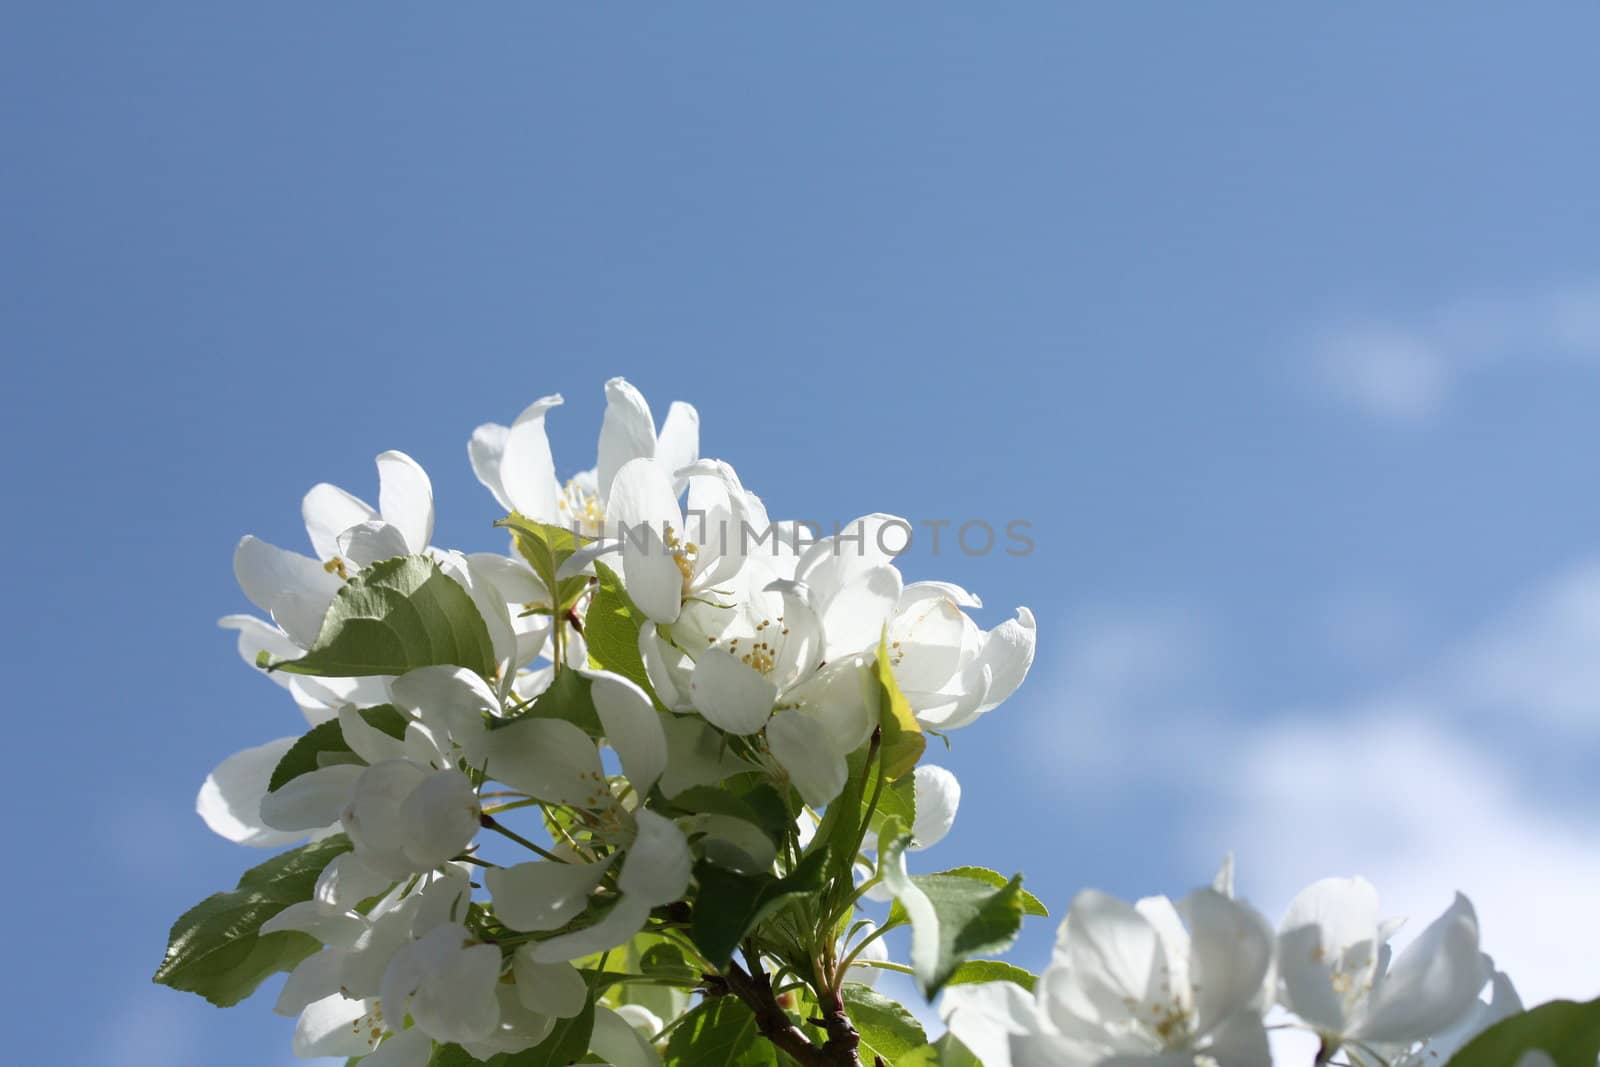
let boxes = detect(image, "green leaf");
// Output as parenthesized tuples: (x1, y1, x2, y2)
(638, 942, 700, 983)
(945, 959, 1038, 994)
(261, 555, 496, 679)
(499, 516, 591, 611)
(897, 1034, 984, 1067)
(497, 666, 602, 736)
(807, 746, 868, 909)
(868, 772, 916, 840)
(267, 704, 410, 792)
(878, 822, 1028, 998)
(585, 560, 653, 695)
(1447, 998, 1600, 1067)
(690, 850, 830, 967)
(430, 996, 596, 1066)
(908, 867, 1048, 919)
(662, 997, 779, 1067)
(153, 835, 352, 1006)
(841, 982, 928, 1063)
(668, 778, 793, 848)
(873, 635, 925, 780)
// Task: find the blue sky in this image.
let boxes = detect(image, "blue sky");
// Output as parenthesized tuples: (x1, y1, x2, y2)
(6, 5, 1600, 1063)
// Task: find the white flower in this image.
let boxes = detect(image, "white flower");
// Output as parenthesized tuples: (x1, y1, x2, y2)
(469, 378, 699, 538)
(486, 809, 692, 961)
(380, 922, 503, 1045)
(1277, 878, 1493, 1054)
(946, 881, 1276, 1067)
(604, 456, 753, 625)
(885, 582, 1036, 732)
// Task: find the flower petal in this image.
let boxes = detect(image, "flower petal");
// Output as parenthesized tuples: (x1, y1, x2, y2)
(910, 764, 961, 851)
(598, 378, 658, 503)
(587, 670, 667, 795)
(337, 521, 412, 569)
(656, 401, 700, 488)
(530, 895, 654, 963)
(513, 951, 588, 1017)
(618, 810, 692, 905)
(768, 709, 848, 808)
(477, 717, 610, 809)
(302, 482, 377, 562)
(375, 450, 434, 554)
(260, 763, 364, 833)
(1358, 893, 1491, 1044)
(469, 422, 513, 512)
(196, 738, 305, 847)
(486, 858, 612, 932)
(501, 395, 565, 523)
(233, 535, 344, 649)
(691, 648, 777, 735)
(1176, 887, 1275, 1037)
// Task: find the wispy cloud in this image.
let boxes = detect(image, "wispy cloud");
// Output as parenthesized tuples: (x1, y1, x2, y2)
(1309, 280, 1600, 423)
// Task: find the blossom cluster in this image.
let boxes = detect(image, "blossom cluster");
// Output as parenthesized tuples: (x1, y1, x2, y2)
(188, 378, 1033, 1064)
(158, 378, 1549, 1067)
(942, 858, 1520, 1067)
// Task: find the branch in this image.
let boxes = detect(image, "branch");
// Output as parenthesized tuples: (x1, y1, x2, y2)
(715, 951, 863, 1067)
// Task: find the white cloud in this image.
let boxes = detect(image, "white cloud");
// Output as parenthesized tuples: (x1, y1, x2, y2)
(1201, 706, 1600, 1005)
(1309, 279, 1600, 423)
(1021, 556, 1600, 1007)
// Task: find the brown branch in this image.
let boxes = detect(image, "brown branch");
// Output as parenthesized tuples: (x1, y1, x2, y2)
(713, 951, 863, 1067)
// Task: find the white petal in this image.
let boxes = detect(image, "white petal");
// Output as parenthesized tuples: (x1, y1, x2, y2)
(1049, 889, 1169, 1034)
(529, 894, 653, 962)
(768, 710, 848, 808)
(197, 737, 305, 847)
(820, 565, 902, 660)
(589, 1004, 664, 1067)
(618, 810, 692, 905)
(478, 717, 610, 809)
(409, 941, 502, 1044)
(940, 980, 1046, 1067)
(293, 993, 378, 1058)
(501, 395, 565, 523)
(302, 482, 377, 562)
(276, 949, 345, 1017)
(587, 670, 667, 795)
(598, 378, 658, 503)
(233, 535, 344, 649)
(316, 853, 397, 912)
(262, 900, 368, 945)
(391, 665, 498, 747)
(973, 607, 1037, 716)
(1278, 875, 1382, 1033)
(513, 951, 588, 1017)
(1202, 1011, 1272, 1067)
(607, 456, 682, 531)
(622, 531, 686, 625)
(656, 401, 700, 487)
(691, 648, 777, 735)
(486, 858, 612, 932)
(362, 1027, 433, 1067)
(398, 769, 481, 870)
(1176, 887, 1275, 1037)
(218, 614, 301, 687)
(339, 704, 409, 765)
(260, 763, 364, 832)
(467, 553, 547, 605)
(910, 764, 960, 851)
(788, 656, 876, 755)
(657, 713, 758, 796)
(375, 450, 434, 554)
(1358, 894, 1491, 1044)
(337, 521, 412, 569)
(469, 422, 514, 512)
